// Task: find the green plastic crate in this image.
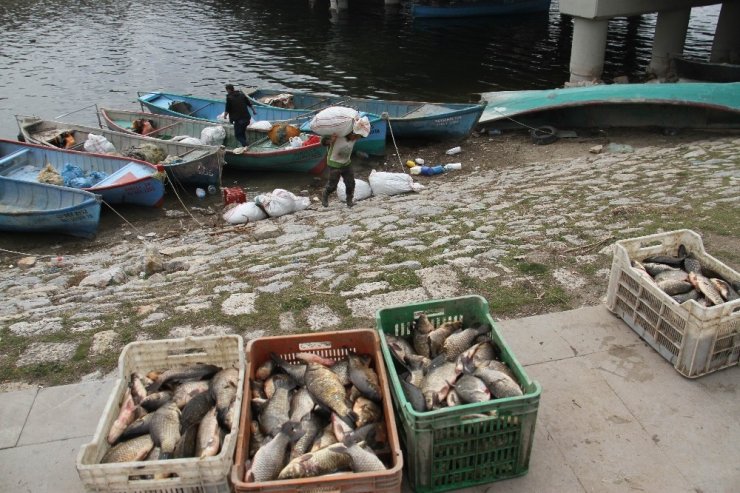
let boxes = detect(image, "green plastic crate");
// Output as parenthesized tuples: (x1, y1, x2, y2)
(375, 295, 541, 493)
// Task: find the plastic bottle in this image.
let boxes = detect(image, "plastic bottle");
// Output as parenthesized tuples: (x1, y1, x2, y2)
(420, 165, 445, 176)
(195, 188, 206, 199)
(414, 158, 425, 165)
(406, 160, 416, 168)
(444, 163, 462, 171)
(207, 185, 218, 195)
(409, 166, 422, 175)
(445, 146, 462, 155)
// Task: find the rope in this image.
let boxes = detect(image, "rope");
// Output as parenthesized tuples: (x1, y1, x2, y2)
(164, 174, 205, 227)
(487, 107, 557, 136)
(0, 247, 56, 258)
(383, 112, 407, 173)
(101, 200, 151, 240)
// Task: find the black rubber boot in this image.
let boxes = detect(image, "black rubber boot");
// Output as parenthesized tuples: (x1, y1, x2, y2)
(346, 196, 354, 208)
(321, 189, 329, 207)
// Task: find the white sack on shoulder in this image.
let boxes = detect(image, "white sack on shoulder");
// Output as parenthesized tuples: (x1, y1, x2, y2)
(368, 170, 425, 196)
(222, 202, 267, 224)
(309, 106, 359, 137)
(84, 134, 116, 154)
(337, 177, 372, 202)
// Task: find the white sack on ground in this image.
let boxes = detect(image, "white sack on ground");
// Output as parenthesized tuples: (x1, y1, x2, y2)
(254, 188, 310, 217)
(368, 170, 424, 196)
(222, 202, 267, 224)
(337, 177, 372, 202)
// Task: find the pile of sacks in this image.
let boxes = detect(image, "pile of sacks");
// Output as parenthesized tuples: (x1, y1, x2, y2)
(223, 189, 310, 224)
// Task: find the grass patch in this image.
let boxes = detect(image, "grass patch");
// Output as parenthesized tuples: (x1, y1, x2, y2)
(383, 269, 421, 290)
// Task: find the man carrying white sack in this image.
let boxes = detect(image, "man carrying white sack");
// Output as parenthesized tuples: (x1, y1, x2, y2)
(320, 128, 366, 208)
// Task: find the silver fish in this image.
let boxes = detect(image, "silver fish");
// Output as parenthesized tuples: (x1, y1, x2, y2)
(150, 401, 181, 459)
(310, 423, 338, 452)
(247, 421, 305, 482)
(304, 363, 357, 428)
(290, 387, 316, 422)
(129, 373, 148, 406)
(330, 436, 385, 473)
(428, 320, 462, 358)
(195, 407, 220, 458)
(210, 367, 239, 431)
(711, 278, 739, 301)
(259, 374, 296, 436)
(689, 272, 724, 306)
(421, 356, 460, 410)
(102, 434, 154, 463)
(656, 279, 693, 296)
(474, 367, 523, 399)
(385, 334, 416, 364)
(451, 374, 491, 404)
(683, 256, 703, 275)
(278, 446, 352, 479)
(290, 412, 323, 460)
(141, 390, 173, 412)
(270, 353, 307, 385)
(412, 313, 435, 358)
(330, 358, 352, 386)
(353, 397, 382, 428)
(171, 380, 210, 409)
(180, 391, 214, 432)
(107, 390, 137, 445)
(119, 412, 153, 442)
(148, 364, 221, 392)
(255, 360, 275, 381)
(174, 422, 198, 459)
(248, 420, 265, 459)
(446, 389, 461, 407)
(442, 325, 489, 362)
(400, 378, 426, 412)
(671, 289, 700, 304)
(348, 353, 382, 402)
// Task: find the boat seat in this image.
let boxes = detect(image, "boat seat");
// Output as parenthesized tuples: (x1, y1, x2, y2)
(0, 149, 31, 167)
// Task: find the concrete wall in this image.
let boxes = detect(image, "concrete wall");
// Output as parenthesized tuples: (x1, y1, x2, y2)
(560, 0, 725, 19)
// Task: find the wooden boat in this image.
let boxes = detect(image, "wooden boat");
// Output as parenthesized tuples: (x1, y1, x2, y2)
(671, 56, 740, 83)
(0, 176, 101, 238)
(479, 82, 740, 130)
(137, 91, 387, 156)
(0, 139, 165, 207)
(99, 108, 327, 175)
(411, 0, 551, 18)
(16, 116, 224, 190)
(247, 88, 485, 140)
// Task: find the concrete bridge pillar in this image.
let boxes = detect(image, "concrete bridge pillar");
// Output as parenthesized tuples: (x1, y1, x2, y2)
(711, 1, 740, 63)
(648, 8, 691, 77)
(385, 0, 400, 4)
(569, 17, 609, 82)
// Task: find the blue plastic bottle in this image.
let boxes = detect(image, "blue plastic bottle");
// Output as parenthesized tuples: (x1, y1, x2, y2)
(420, 165, 445, 176)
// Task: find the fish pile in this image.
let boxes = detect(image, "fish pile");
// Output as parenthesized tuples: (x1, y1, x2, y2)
(630, 244, 739, 306)
(245, 351, 389, 482)
(386, 315, 523, 413)
(101, 363, 239, 470)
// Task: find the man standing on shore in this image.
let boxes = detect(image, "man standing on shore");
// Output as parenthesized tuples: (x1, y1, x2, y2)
(224, 84, 255, 147)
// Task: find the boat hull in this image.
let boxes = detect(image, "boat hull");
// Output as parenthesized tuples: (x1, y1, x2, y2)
(411, 0, 552, 18)
(248, 88, 484, 139)
(17, 116, 223, 189)
(0, 139, 165, 207)
(479, 82, 740, 129)
(138, 91, 387, 156)
(101, 108, 328, 174)
(671, 56, 740, 83)
(0, 176, 101, 238)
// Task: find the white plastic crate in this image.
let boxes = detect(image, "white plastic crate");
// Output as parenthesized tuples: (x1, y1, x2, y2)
(76, 335, 245, 493)
(606, 229, 740, 378)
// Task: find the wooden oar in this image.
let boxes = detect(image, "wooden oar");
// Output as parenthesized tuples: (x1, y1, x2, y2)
(144, 120, 184, 137)
(185, 101, 214, 117)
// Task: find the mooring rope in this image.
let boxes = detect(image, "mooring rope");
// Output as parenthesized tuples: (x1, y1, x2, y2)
(382, 112, 407, 173)
(165, 174, 205, 227)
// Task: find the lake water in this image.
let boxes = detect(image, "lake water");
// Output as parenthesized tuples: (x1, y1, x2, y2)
(0, 0, 721, 195)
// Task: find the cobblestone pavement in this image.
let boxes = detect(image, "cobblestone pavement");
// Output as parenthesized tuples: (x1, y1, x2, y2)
(1, 135, 738, 387)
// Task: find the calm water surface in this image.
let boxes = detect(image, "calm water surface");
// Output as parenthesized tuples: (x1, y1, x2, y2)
(0, 0, 721, 195)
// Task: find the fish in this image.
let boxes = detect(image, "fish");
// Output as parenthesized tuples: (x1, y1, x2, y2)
(303, 363, 357, 428)
(352, 422, 387, 449)
(331, 412, 353, 442)
(412, 313, 435, 358)
(428, 320, 463, 358)
(248, 420, 265, 459)
(456, 340, 496, 373)
(195, 407, 220, 458)
(654, 268, 689, 283)
(711, 278, 739, 301)
(174, 422, 198, 459)
(353, 397, 382, 428)
(107, 390, 137, 445)
(483, 359, 517, 381)
(148, 364, 221, 392)
(400, 378, 426, 412)
(180, 390, 215, 432)
(140, 390, 173, 412)
(330, 435, 386, 473)
(171, 380, 210, 408)
(247, 421, 305, 482)
(643, 262, 680, 277)
(129, 373, 148, 405)
(101, 434, 154, 463)
(384, 334, 416, 364)
(348, 353, 382, 402)
(259, 373, 296, 436)
(294, 352, 336, 366)
(446, 389, 461, 407)
(270, 353, 307, 385)
(450, 374, 490, 404)
(291, 412, 323, 460)
(210, 367, 239, 431)
(442, 324, 489, 362)
(474, 367, 523, 399)
(290, 387, 316, 422)
(656, 279, 693, 296)
(330, 358, 352, 386)
(310, 423, 338, 452)
(346, 385, 363, 403)
(251, 379, 267, 401)
(278, 446, 352, 479)
(683, 255, 703, 275)
(404, 354, 430, 387)
(150, 401, 181, 459)
(118, 412, 153, 442)
(255, 360, 275, 381)
(643, 254, 685, 267)
(671, 289, 701, 304)
(421, 355, 460, 410)
(689, 272, 724, 306)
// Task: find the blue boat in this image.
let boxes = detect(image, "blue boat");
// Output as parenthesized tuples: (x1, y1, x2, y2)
(137, 91, 387, 157)
(479, 82, 740, 129)
(0, 139, 165, 207)
(247, 88, 485, 140)
(411, 0, 552, 18)
(0, 176, 101, 238)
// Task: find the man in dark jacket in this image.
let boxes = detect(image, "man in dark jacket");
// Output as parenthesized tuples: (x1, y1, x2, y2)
(224, 84, 255, 147)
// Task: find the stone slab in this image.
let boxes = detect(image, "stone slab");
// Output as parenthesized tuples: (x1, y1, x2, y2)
(0, 435, 88, 493)
(18, 380, 113, 446)
(0, 388, 37, 449)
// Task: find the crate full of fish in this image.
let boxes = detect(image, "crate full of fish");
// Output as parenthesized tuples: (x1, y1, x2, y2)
(230, 329, 403, 493)
(606, 229, 740, 378)
(376, 295, 541, 493)
(76, 335, 245, 493)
